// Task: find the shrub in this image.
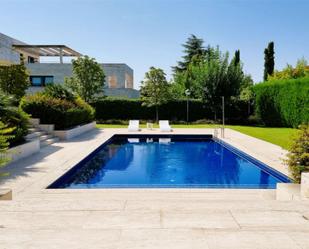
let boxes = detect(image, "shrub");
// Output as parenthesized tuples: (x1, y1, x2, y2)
(91, 97, 250, 124)
(0, 122, 14, 176)
(20, 94, 94, 130)
(286, 124, 309, 183)
(43, 84, 75, 101)
(0, 91, 29, 146)
(254, 77, 309, 127)
(0, 63, 30, 100)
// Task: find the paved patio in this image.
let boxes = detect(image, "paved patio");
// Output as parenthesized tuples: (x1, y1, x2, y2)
(0, 128, 309, 249)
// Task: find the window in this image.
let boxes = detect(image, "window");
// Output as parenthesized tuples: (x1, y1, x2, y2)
(45, 76, 54, 84)
(30, 76, 54, 86)
(28, 56, 35, 63)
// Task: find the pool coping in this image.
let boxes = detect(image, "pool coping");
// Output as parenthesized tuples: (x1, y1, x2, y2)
(0, 128, 291, 197)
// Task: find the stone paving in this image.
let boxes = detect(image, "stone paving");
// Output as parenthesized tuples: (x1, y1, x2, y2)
(0, 128, 309, 249)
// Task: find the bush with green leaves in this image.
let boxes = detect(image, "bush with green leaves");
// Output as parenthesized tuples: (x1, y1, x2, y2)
(0, 63, 30, 101)
(43, 84, 75, 101)
(0, 91, 29, 146)
(268, 58, 309, 81)
(20, 94, 95, 130)
(0, 122, 14, 176)
(254, 77, 309, 127)
(286, 124, 309, 183)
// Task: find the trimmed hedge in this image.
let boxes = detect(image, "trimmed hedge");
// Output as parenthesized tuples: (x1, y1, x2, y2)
(254, 77, 309, 127)
(91, 98, 251, 124)
(20, 94, 95, 130)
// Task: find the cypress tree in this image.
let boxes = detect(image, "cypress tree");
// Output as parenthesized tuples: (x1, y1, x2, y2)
(263, 41, 275, 81)
(234, 50, 240, 66)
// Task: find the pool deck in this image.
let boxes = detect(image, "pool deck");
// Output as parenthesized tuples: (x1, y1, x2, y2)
(0, 128, 309, 249)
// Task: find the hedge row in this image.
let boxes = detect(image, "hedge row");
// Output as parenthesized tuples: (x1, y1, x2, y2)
(91, 98, 251, 124)
(254, 77, 309, 127)
(20, 94, 95, 130)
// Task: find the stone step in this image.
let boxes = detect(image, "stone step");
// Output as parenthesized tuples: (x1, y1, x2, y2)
(40, 137, 59, 147)
(28, 127, 40, 133)
(39, 134, 53, 141)
(25, 131, 47, 140)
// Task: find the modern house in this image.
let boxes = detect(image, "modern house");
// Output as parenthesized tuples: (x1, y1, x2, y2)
(0, 32, 139, 98)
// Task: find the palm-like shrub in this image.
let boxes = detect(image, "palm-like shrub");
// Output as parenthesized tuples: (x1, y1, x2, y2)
(0, 122, 14, 176)
(0, 91, 29, 145)
(286, 124, 309, 183)
(43, 84, 75, 101)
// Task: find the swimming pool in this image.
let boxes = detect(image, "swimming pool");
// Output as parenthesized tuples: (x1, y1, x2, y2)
(48, 135, 290, 189)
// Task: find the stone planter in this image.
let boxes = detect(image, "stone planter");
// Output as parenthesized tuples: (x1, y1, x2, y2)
(276, 183, 301, 200)
(0, 189, 12, 200)
(7, 139, 40, 163)
(301, 172, 309, 200)
(39, 124, 54, 133)
(53, 122, 96, 140)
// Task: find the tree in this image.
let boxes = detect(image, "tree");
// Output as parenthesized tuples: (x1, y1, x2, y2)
(140, 67, 170, 122)
(0, 62, 30, 101)
(268, 58, 309, 81)
(173, 34, 206, 73)
(65, 56, 105, 102)
(197, 48, 230, 119)
(234, 50, 240, 66)
(263, 41, 275, 81)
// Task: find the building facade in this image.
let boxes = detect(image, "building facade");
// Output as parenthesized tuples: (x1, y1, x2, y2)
(0, 33, 139, 98)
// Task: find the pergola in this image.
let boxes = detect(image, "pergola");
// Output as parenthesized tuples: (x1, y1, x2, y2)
(12, 44, 82, 63)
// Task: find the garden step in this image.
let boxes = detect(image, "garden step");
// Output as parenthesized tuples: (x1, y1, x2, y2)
(28, 127, 40, 133)
(39, 134, 53, 141)
(40, 137, 59, 147)
(26, 131, 47, 140)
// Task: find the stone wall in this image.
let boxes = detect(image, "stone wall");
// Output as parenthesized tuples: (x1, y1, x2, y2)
(0, 32, 21, 64)
(26, 63, 139, 98)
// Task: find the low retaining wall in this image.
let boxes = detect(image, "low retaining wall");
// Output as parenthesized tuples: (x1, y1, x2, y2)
(7, 139, 40, 163)
(301, 172, 309, 199)
(0, 189, 12, 200)
(53, 122, 96, 140)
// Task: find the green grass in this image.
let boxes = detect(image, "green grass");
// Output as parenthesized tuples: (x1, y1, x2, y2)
(96, 123, 298, 150)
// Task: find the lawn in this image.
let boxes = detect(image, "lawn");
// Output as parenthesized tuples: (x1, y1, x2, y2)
(96, 123, 298, 150)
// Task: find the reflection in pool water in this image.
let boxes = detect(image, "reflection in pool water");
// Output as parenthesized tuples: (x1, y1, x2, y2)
(56, 139, 289, 189)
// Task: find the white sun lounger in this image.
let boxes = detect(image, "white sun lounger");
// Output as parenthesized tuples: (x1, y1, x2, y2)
(128, 120, 141, 132)
(159, 120, 172, 132)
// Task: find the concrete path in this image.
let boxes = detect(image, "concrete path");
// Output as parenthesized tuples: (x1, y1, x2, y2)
(0, 128, 308, 249)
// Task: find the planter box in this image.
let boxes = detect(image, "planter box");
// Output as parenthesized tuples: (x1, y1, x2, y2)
(276, 183, 301, 200)
(0, 189, 12, 200)
(301, 172, 309, 200)
(39, 124, 54, 133)
(7, 139, 40, 163)
(53, 122, 96, 140)
(29, 118, 40, 127)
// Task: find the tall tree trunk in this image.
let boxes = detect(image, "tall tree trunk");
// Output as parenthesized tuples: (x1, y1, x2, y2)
(156, 106, 159, 123)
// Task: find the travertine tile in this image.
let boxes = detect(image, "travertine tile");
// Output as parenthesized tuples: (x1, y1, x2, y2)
(205, 231, 301, 249)
(161, 210, 239, 229)
(84, 211, 161, 229)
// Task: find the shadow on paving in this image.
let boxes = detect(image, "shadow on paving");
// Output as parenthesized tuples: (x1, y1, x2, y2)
(0, 145, 63, 185)
(0, 129, 104, 186)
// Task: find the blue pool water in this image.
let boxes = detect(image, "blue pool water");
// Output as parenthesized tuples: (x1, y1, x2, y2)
(49, 136, 290, 189)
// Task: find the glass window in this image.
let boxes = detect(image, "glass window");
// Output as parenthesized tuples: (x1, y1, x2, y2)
(30, 76, 54, 86)
(31, 77, 42, 86)
(45, 76, 54, 84)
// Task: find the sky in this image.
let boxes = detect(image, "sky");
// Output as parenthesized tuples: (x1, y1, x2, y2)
(1, 0, 309, 89)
